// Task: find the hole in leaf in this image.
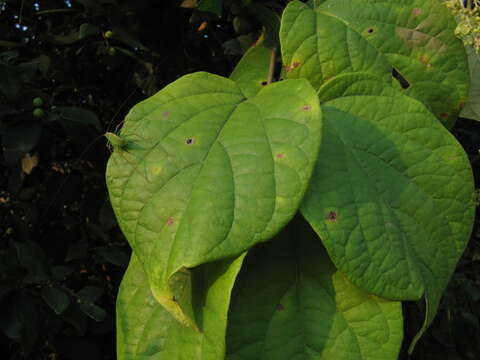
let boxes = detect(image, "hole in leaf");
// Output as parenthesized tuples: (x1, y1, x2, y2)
(326, 211, 337, 222)
(392, 68, 410, 89)
(185, 137, 195, 145)
(367, 28, 375, 34)
(261, 81, 268, 86)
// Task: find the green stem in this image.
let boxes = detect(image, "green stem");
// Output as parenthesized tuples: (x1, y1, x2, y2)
(267, 48, 277, 85)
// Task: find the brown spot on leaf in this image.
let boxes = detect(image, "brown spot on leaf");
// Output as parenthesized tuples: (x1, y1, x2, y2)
(162, 111, 170, 118)
(440, 113, 449, 119)
(166, 217, 175, 226)
(412, 8, 422, 16)
(172, 296, 177, 302)
(293, 61, 300, 68)
(419, 55, 429, 65)
(459, 102, 465, 110)
(326, 211, 337, 222)
(276, 304, 284, 311)
(276, 153, 284, 159)
(302, 104, 311, 111)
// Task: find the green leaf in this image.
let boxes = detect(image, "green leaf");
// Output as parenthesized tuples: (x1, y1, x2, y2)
(2, 121, 42, 165)
(14, 240, 51, 283)
(248, 3, 280, 49)
(460, 46, 480, 121)
(80, 303, 107, 322)
(41, 287, 70, 315)
(77, 286, 104, 302)
(0, 64, 21, 99)
(229, 43, 272, 98)
(106, 72, 322, 328)
(116, 252, 245, 360)
(95, 246, 129, 267)
(226, 217, 403, 360)
(198, 0, 223, 16)
(280, 1, 392, 94)
(281, 0, 470, 127)
(78, 23, 100, 39)
(300, 73, 475, 351)
(53, 107, 101, 131)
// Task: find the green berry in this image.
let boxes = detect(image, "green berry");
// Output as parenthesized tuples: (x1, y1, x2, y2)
(33, 97, 44, 107)
(105, 30, 113, 39)
(33, 108, 45, 118)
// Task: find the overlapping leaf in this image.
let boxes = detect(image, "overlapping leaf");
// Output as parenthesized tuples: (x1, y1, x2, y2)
(117, 253, 245, 360)
(281, 0, 469, 127)
(280, 1, 392, 91)
(300, 73, 475, 350)
(226, 217, 403, 360)
(229, 43, 272, 98)
(106, 72, 322, 328)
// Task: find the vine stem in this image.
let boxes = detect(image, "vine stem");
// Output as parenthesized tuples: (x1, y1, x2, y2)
(267, 47, 277, 85)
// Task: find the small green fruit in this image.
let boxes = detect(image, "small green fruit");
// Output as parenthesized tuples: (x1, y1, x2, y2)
(105, 30, 113, 39)
(33, 97, 44, 107)
(33, 108, 45, 118)
(108, 47, 116, 55)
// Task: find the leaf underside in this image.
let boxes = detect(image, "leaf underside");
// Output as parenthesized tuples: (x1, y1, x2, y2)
(117, 253, 245, 360)
(226, 217, 403, 360)
(107, 72, 322, 328)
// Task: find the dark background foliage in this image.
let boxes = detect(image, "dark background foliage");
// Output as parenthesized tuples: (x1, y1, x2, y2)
(0, 0, 478, 359)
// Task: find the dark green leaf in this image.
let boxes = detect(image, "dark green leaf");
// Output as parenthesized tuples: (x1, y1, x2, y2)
(13, 241, 51, 283)
(248, 3, 280, 49)
(52, 107, 101, 131)
(51, 265, 74, 281)
(0, 64, 21, 99)
(77, 286, 104, 302)
(79, 303, 107, 322)
(78, 23, 100, 39)
(65, 241, 88, 262)
(198, 0, 223, 16)
(95, 246, 129, 267)
(2, 121, 42, 164)
(41, 287, 70, 315)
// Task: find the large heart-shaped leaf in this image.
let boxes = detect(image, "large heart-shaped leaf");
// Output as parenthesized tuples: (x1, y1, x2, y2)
(117, 253, 245, 360)
(280, 1, 392, 91)
(226, 217, 403, 360)
(281, 0, 469, 127)
(301, 73, 475, 350)
(106, 72, 322, 328)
